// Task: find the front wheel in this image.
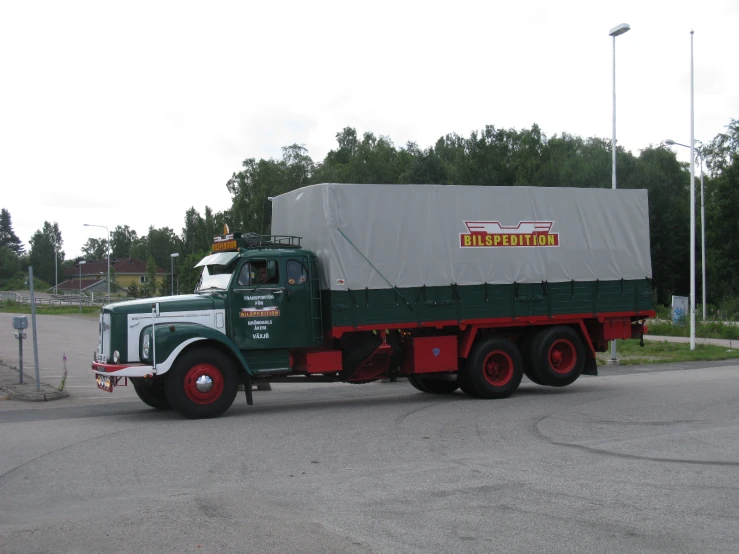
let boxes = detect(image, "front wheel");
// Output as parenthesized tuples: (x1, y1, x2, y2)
(131, 378, 171, 410)
(407, 374, 459, 394)
(165, 348, 238, 419)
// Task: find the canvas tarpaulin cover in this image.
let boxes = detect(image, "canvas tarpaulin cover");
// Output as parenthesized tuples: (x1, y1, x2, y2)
(270, 183, 652, 291)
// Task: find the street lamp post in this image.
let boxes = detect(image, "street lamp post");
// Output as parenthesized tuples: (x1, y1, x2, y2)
(665, 138, 706, 321)
(170, 253, 180, 296)
(83, 223, 110, 303)
(608, 22, 631, 365)
(78, 260, 87, 312)
(686, 31, 697, 349)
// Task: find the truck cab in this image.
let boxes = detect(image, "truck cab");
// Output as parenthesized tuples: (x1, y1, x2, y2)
(195, 235, 323, 372)
(91, 230, 330, 418)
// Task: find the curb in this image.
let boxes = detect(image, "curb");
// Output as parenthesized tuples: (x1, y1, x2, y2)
(0, 385, 70, 402)
(0, 361, 71, 402)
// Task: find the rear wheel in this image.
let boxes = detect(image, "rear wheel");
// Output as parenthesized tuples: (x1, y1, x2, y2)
(165, 348, 238, 419)
(131, 378, 171, 410)
(530, 326, 585, 387)
(407, 374, 459, 394)
(465, 337, 523, 399)
(519, 333, 544, 385)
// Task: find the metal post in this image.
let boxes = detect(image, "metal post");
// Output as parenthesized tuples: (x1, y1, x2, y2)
(28, 267, 41, 391)
(700, 155, 706, 319)
(608, 23, 630, 365)
(18, 331, 23, 384)
(170, 252, 179, 296)
(689, 30, 696, 350)
(54, 246, 58, 295)
(107, 227, 110, 303)
(611, 33, 618, 364)
(612, 34, 617, 192)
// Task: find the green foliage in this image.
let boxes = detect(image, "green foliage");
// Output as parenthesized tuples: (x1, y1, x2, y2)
(126, 282, 140, 299)
(81, 237, 108, 259)
(157, 274, 171, 297)
(596, 339, 739, 366)
(13, 118, 739, 312)
(0, 208, 24, 254)
(647, 320, 739, 340)
(110, 225, 138, 259)
(0, 245, 20, 279)
(28, 222, 64, 286)
(0, 273, 51, 291)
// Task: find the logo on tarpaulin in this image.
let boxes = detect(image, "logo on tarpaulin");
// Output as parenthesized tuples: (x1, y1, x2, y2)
(460, 221, 560, 248)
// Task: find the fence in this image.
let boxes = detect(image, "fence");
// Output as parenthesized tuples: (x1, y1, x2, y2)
(1, 292, 135, 307)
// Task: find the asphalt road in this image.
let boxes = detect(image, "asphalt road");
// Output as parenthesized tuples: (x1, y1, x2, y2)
(1, 313, 738, 554)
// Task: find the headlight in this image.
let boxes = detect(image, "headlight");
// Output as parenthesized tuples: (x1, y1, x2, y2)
(113, 351, 120, 364)
(142, 335, 150, 359)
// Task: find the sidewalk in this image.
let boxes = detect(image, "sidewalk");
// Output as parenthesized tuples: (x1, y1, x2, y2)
(0, 361, 70, 402)
(644, 334, 736, 348)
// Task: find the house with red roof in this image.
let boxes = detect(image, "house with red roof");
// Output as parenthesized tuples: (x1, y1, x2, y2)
(58, 258, 168, 293)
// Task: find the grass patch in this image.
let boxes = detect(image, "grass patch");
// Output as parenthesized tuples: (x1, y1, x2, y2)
(648, 321, 739, 340)
(0, 301, 99, 316)
(597, 339, 739, 366)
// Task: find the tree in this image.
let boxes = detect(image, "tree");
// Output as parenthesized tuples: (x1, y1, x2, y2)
(81, 237, 108, 259)
(110, 225, 138, 259)
(126, 282, 140, 299)
(0, 246, 20, 279)
(228, 145, 314, 234)
(28, 221, 64, 286)
(139, 256, 159, 298)
(0, 209, 24, 254)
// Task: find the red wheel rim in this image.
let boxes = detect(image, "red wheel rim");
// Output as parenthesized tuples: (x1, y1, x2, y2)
(183, 363, 224, 405)
(482, 350, 514, 386)
(548, 339, 576, 374)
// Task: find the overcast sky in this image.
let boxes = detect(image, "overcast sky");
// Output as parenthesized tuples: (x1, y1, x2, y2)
(1, 0, 736, 259)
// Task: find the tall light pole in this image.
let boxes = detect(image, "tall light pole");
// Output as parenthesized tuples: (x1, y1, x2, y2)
(78, 260, 87, 312)
(170, 252, 179, 296)
(689, 30, 696, 350)
(84, 223, 110, 303)
(665, 138, 706, 320)
(608, 22, 630, 365)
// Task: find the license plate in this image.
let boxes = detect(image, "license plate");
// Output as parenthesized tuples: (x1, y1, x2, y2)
(96, 374, 114, 393)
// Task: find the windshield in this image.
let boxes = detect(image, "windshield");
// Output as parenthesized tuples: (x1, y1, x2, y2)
(194, 259, 238, 292)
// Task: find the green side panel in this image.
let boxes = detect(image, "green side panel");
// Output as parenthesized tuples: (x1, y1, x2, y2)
(322, 279, 654, 329)
(242, 349, 291, 374)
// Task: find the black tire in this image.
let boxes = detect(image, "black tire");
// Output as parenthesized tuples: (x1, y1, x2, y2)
(164, 348, 238, 419)
(456, 358, 483, 398)
(407, 374, 459, 394)
(465, 336, 524, 399)
(520, 333, 544, 385)
(131, 379, 171, 410)
(530, 326, 585, 387)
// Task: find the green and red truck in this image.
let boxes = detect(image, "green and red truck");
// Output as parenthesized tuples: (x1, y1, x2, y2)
(91, 183, 655, 418)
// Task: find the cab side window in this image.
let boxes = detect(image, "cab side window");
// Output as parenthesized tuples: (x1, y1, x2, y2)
(237, 260, 280, 286)
(287, 260, 307, 286)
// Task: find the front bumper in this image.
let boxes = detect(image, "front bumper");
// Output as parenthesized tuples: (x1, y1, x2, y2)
(91, 361, 154, 378)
